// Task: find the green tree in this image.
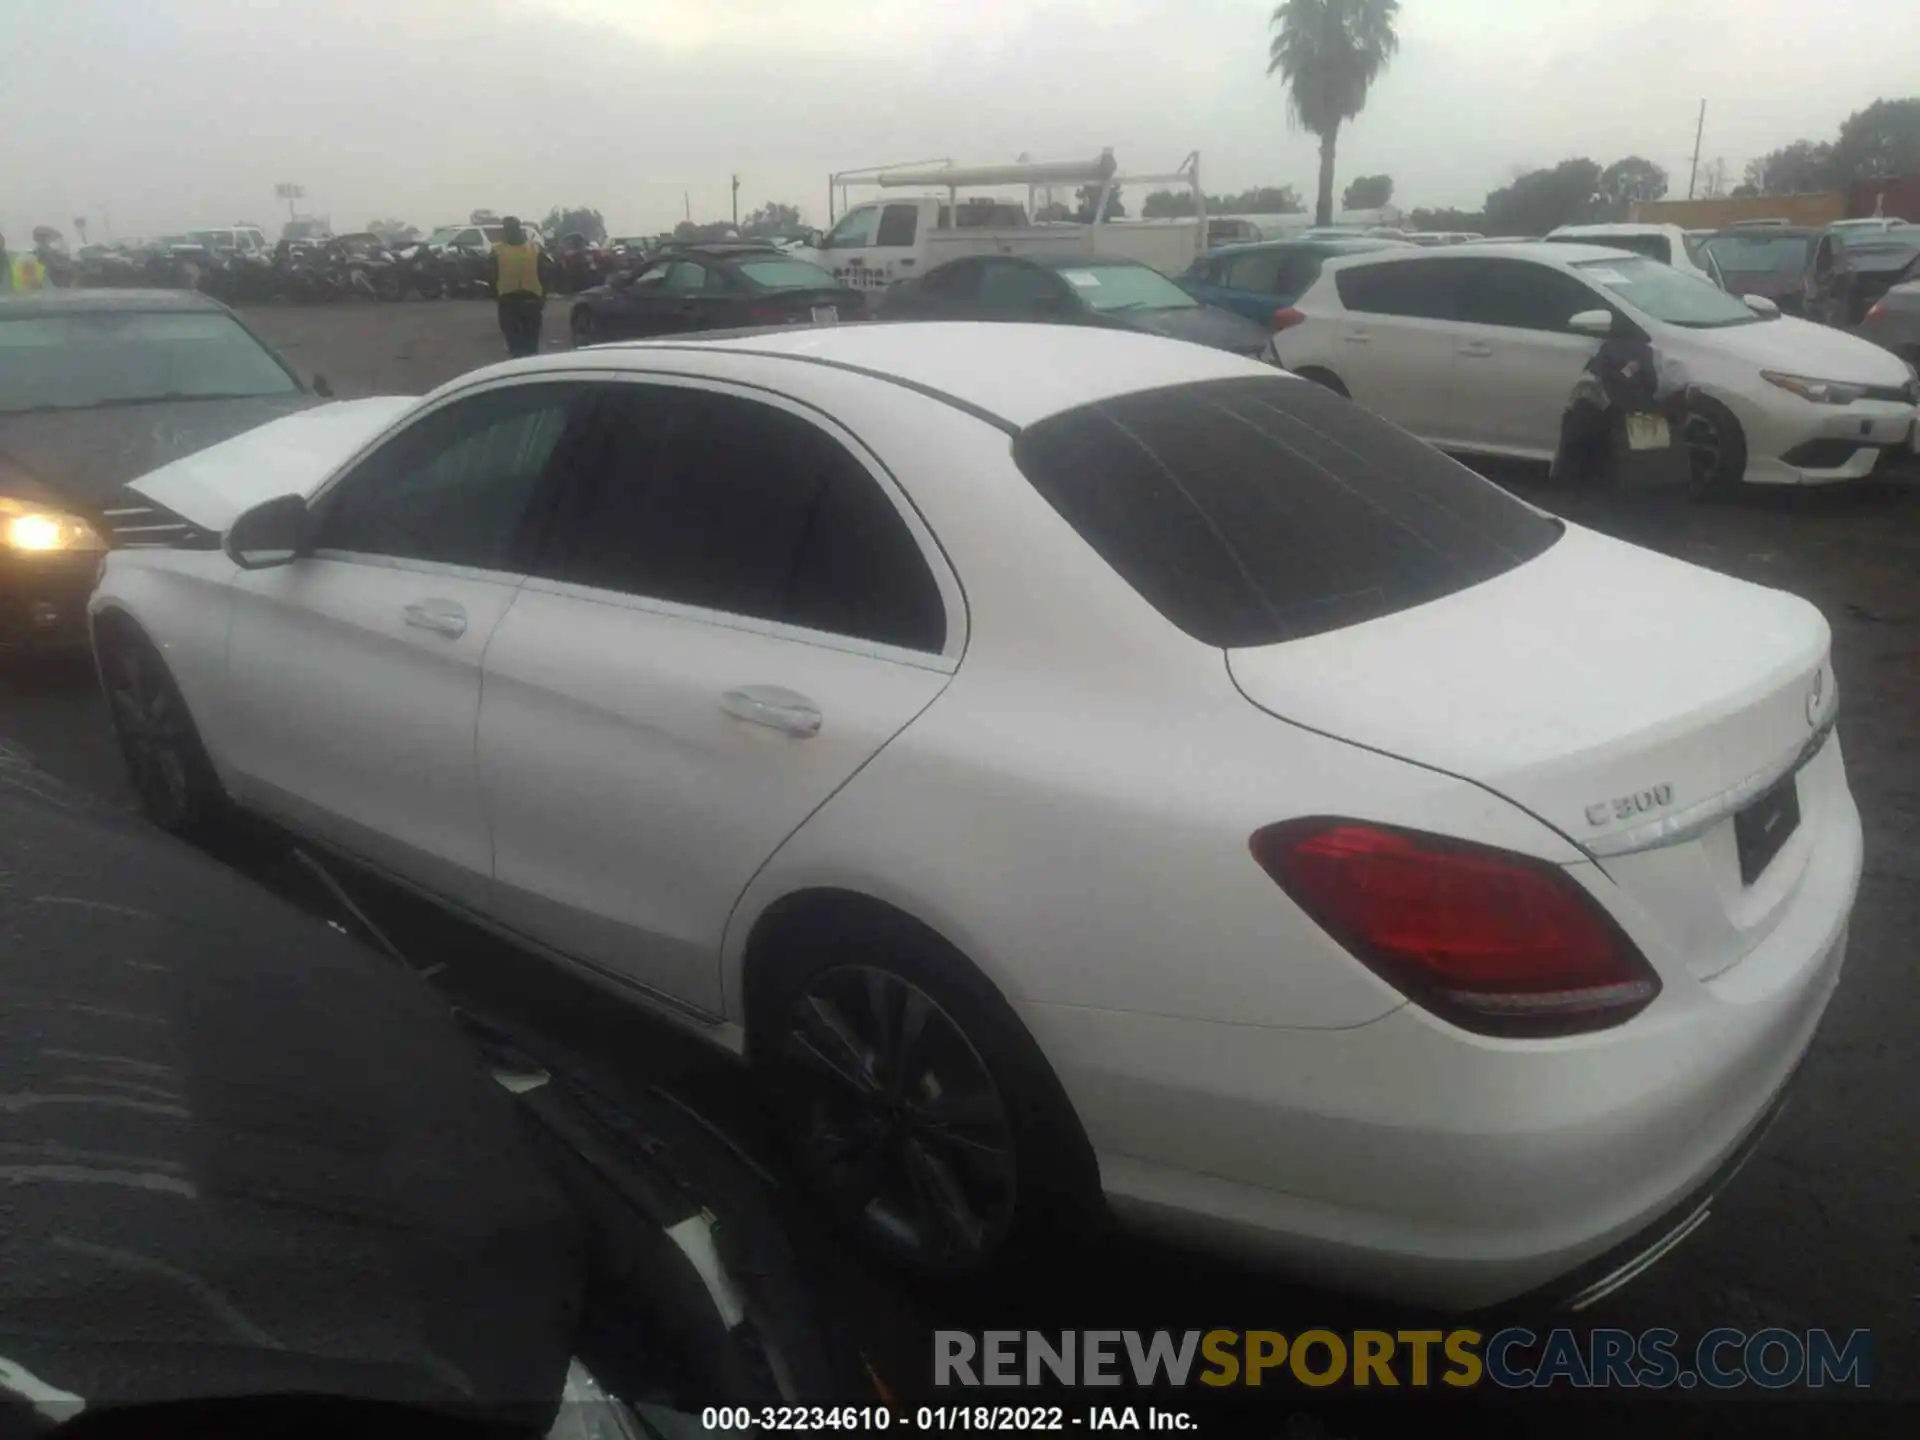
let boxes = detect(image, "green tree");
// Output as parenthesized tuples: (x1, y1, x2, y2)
(1834, 97, 1920, 183)
(1267, 0, 1402, 226)
(1597, 156, 1668, 218)
(541, 206, 607, 243)
(1075, 184, 1126, 221)
(1481, 158, 1604, 236)
(741, 202, 804, 237)
(1142, 189, 1197, 218)
(1341, 174, 1393, 210)
(1746, 140, 1838, 196)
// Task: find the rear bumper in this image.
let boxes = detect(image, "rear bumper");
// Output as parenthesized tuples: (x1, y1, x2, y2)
(0, 552, 99, 653)
(1018, 786, 1860, 1310)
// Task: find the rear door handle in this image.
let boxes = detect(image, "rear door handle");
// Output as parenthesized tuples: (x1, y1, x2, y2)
(1343, 331, 1372, 344)
(404, 599, 468, 638)
(723, 685, 822, 737)
(1458, 341, 1494, 358)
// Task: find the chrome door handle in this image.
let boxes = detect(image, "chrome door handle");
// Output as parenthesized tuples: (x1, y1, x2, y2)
(1458, 342, 1494, 358)
(722, 686, 822, 737)
(404, 599, 468, 638)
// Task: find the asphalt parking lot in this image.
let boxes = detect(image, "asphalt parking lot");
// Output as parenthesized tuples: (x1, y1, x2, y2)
(3, 299, 1916, 1431)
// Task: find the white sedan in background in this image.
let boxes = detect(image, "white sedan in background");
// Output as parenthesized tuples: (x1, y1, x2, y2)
(92, 324, 1858, 1308)
(1271, 241, 1919, 489)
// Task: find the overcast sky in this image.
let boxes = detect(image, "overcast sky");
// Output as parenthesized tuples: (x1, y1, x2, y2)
(3, 0, 1915, 242)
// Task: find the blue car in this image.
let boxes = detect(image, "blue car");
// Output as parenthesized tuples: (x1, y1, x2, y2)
(1177, 237, 1409, 324)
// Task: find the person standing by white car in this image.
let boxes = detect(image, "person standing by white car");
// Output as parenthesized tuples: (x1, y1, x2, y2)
(1270, 242, 1920, 492)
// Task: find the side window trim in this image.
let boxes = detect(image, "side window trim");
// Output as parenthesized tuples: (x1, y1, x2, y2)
(304, 377, 594, 577)
(536, 373, 966, 665)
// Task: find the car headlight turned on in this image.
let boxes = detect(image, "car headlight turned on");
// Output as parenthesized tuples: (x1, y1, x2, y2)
(1, 495, 108, 553)
(1760, 370, 1868, 405)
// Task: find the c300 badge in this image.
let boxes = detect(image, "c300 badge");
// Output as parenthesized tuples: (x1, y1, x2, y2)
(1586, 783, 1675, 829)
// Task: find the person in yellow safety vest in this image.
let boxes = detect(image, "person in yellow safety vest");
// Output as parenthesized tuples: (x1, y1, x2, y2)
(490, 216, 545, 358)
(1, 234, 48, 293)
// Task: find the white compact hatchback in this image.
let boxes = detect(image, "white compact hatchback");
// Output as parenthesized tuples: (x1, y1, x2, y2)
(1271, 242, 1919, 489)
(92, 325, 1859, 1308)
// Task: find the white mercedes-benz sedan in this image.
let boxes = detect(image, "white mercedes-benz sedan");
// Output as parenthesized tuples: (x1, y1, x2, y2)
(90, 323, 1859, 1309)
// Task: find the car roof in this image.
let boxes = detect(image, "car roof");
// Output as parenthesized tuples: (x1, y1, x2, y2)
(1331, 240, 1630, 268)
(461, 322, 1278, 431)
(1204, 237, 1395, 257)
(1551, 223, 1680, 236)
(0, 288, 229, 318)
(657, 244, 789, 260)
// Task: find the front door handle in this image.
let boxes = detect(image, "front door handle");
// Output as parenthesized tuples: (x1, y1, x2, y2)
(404, 599, 468, 638)
(723, 685, 822, 737)
(1458, 341, 1494, 358)
(1343, 331, 1372, 344)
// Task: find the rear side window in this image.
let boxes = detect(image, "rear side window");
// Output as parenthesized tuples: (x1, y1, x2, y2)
(541, 387, 946, 652)
(1334, 258, 1458, 319)
(1012, 377, 1561, 647)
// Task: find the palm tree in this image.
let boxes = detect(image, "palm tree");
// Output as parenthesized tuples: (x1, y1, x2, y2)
(1268, 0, 1402, 226)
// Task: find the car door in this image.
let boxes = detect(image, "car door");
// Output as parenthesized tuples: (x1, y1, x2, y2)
(974, 258, 1076, 322)
(219, 381, 592, 908)
(888, 257, 986, 319)
(816, 202, 921, 295)
(660, 259, 734, 334)
(1323, 256, 1466, 440)
(1447, 257, 1613, 456)
(477, 379, 959, 1015)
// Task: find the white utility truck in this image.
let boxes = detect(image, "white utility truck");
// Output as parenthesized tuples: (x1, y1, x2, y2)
(792, 150, 1208, 295)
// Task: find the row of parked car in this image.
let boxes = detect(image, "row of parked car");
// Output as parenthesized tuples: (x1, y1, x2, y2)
(562, 218, 1918, 495)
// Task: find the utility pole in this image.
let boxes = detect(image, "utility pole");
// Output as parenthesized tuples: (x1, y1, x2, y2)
(683, 191, 691, 223)
(1687, 100, 1706, 200)
(731, 173, 740, 228)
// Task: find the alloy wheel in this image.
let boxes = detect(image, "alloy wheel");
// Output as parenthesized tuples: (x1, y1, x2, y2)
(106, 645, 194, 827)
(778, 964, 1018, 1268)
(1680, 410, 1724, 487)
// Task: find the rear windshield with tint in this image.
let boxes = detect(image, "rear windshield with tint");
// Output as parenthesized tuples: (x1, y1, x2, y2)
(1012, 376, 1561, 647)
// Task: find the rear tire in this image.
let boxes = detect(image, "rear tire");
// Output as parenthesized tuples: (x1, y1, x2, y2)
(97, 623, 226, 839)
(751, 906, 1101, 1281)
(1292, 366, 1350, 398)
(1680, 394, 1748, 497)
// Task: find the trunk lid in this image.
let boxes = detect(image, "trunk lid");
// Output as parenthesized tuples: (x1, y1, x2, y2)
(1227, 524, 1840, 980)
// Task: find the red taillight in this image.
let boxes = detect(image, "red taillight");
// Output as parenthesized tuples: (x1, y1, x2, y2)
(1272, 307, 1306, 332)
(1865, 301, 1888, 323)
(1249, 819, 1660, 1037)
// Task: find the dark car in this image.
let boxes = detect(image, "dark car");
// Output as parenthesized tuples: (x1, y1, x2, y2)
(0, 290, 323, 655)
(1826, 224, 1920, 328)
(1176, 237, 1410, 324)
(1698, 227, 1816, 314)
(877, 254, 1273, 356)
(0, 743, 869, 1436)
(569, 244, 865, 345)
(1858, 278, 1920, 365)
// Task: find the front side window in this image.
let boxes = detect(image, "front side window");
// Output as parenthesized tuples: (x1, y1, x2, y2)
(1573, 255, 1762, 327)
(875, 205, 919, 247)
(1012, 376, 1561, 647)
(662, 262, 712, 294)
(977, 262, 1065, 312)
(736, 257, 841, 291)
(1453, 259, 1610, 333)
(0, 310, 300, 415)
(315, 386, 578, 570)
(823, 207, 880, 251)
(540, 387, 946, 652)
